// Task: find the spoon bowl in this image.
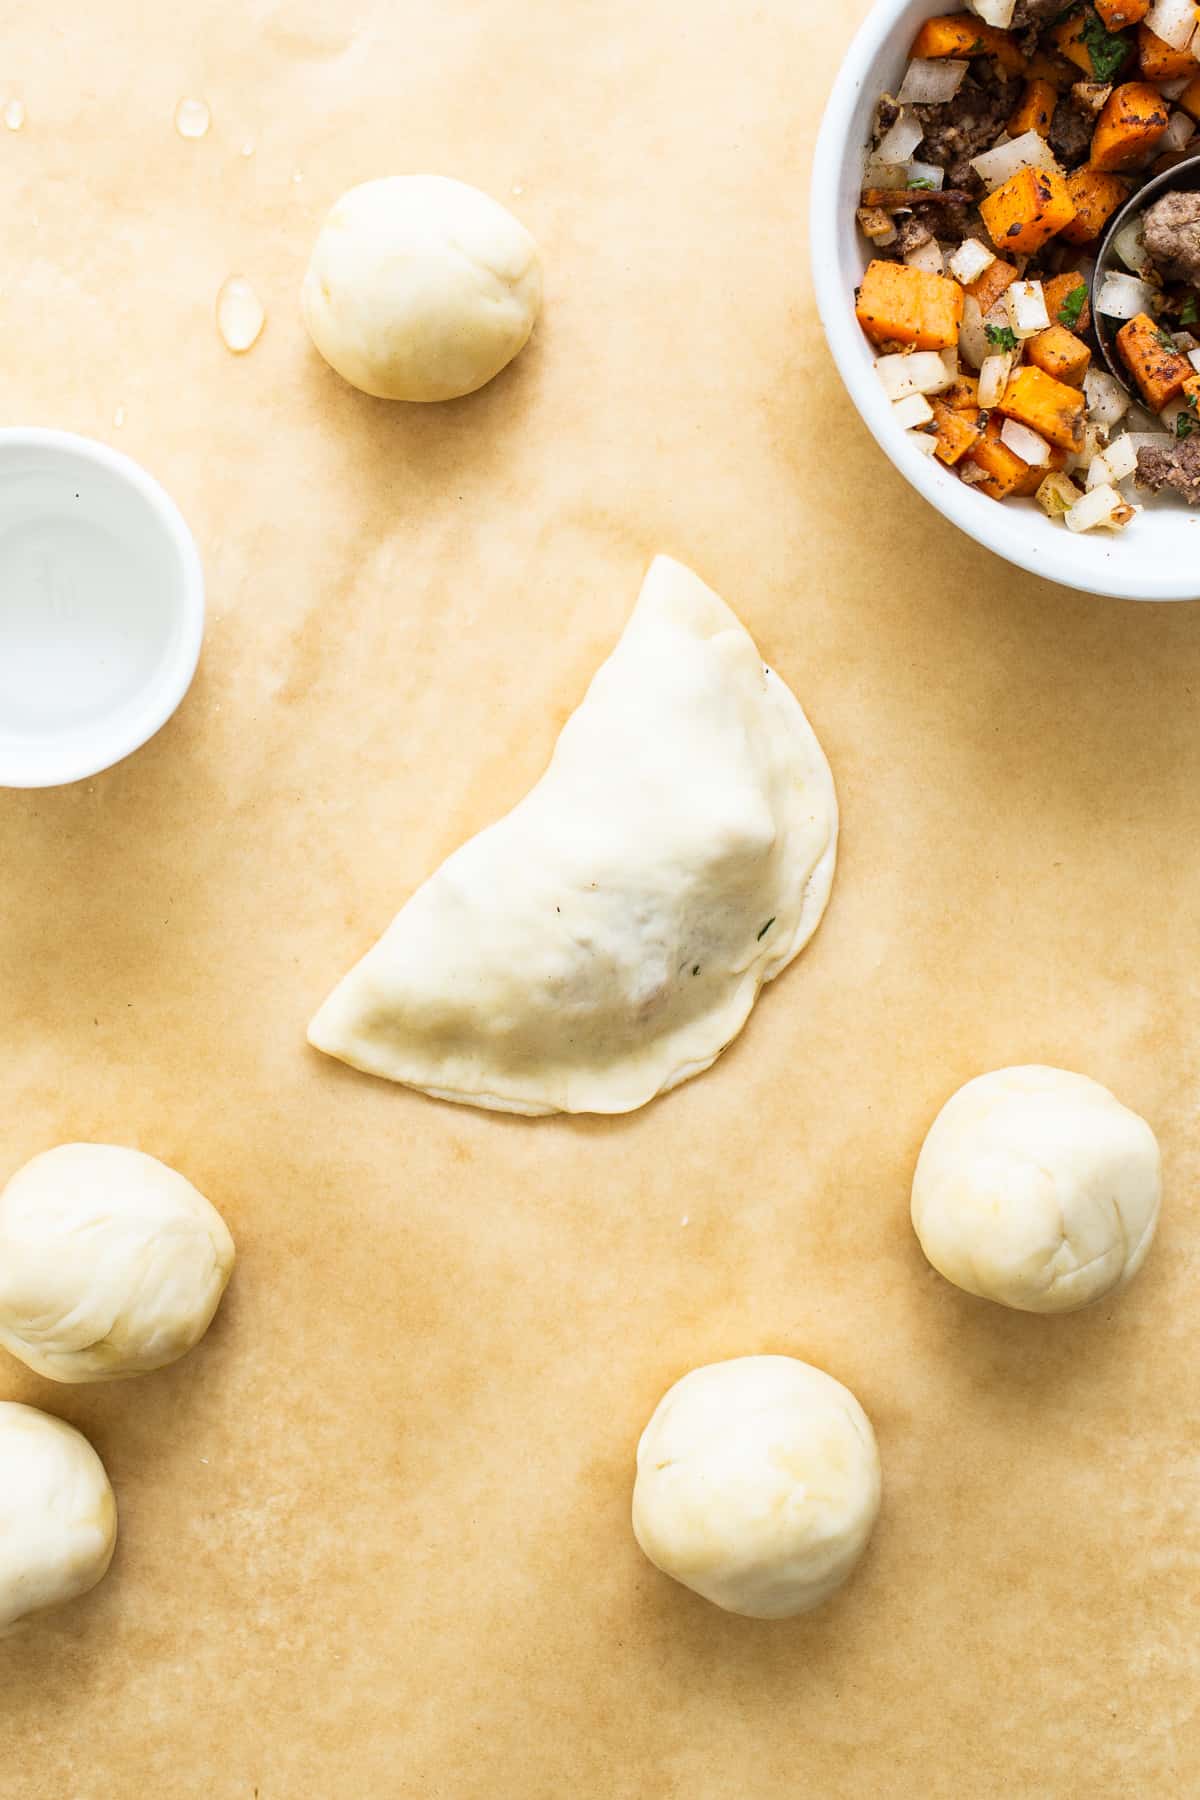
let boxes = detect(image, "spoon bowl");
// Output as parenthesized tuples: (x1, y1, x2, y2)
(1093, 148, 1200, 401)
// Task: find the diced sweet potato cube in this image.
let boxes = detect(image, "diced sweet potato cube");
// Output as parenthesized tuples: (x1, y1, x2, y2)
(1051, 12, 1112, 77)
(965, 257, 1020, 315)
(1043, 270, 1093, 333)
(930, 397, 984, 465)
(1116, 311, 1193, 410)
(855, 259, 964, 350)
(1010, 78, 1059, 138)
(910, 12, 1026, 74)
(964, 412, 1067, 499)
(1026, 324, 1092, 386)
(1025, 51, 1068, 87)
(1059, 168, 1132, 243)
(1137, 22, 1200, 82)
(1184, 372, 1200, 411)
(1094, 0, 1149, 26)
(979, 166, 1077, 255)
(1091, 80, 1170, 169)
(997, 365, 1087, 451)
(943, 375, 980, 410)
(1179, 75, 1200, 123)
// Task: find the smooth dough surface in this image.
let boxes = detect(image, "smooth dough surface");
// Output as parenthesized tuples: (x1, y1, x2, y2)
(632, 1356, 882, 1619)
(301, 174, 543, 402)
(911, 1065, 1161, 1314)
(0, 1143, 236, 1382)
(308, 555, 839, 1115)
(0, 1403, 117, 1634)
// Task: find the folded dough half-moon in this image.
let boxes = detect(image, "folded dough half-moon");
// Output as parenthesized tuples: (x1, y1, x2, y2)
(308, 556, 838, 1114)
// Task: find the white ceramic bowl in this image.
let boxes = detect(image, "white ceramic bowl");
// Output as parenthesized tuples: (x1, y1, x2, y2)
(0, 430, 204, 787)
(810, 0, 1200, 602)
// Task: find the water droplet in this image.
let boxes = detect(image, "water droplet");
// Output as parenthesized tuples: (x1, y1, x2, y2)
(240, 137, 255, 158)
(113, 405, 126, 428)
(216, 275, 265, 353)
(4, 98, 25, 132)
(175, 97, 211, 140)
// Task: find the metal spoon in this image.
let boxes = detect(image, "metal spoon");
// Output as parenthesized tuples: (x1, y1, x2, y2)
(1092, 147, 1200, 399)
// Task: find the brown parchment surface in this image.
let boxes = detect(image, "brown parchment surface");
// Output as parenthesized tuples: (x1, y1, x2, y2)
(1, 1, 1198, 1795)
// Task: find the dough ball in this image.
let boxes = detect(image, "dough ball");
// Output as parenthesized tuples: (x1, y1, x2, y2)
(632, 1355, 882, 1619)
(0, 1143, 236, 1382)
(0, 1403, 117, 1634)
(911, 1065, 1160, 1314)
(301, 175, 543, 402)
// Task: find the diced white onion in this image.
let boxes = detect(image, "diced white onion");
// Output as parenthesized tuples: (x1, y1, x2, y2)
(902, 160, 946, 190)
(1159, 396, 1191, 431)
(1096, 271, 1156, 319)
(959, 461, 990, 486)
(1159, 75, 1195, 100)
(1001, 418, 1053, 465)
(978, 350, 1014, 408)
(1069, 422, 1107, 473)
(1102, 433, 1138, 482)
(959, 294, 990, 370)
(905, 239, 947, 274)
(940, 346, 960, 383)
(1146, 0, 1198, 53)
(1163, 109, 1197, 153)
(1065, 484, 1126, 532)
(948, 237, 996, 285)
(1190, 347, 1200, 372)
(1036, 472, 1083, 518)
(907, 429, 940, 456)
(893, 393, 936, 428)
(862, 157, 909, 191)
(897, 57, 969, 105)
(857, 206, 899, 245)
(1084, 367, 1131, 428)
(1112, 216, 1151, 274)
(969, 0, 1017, 27)
(1006, 280, 1051, 339)
(1174, 330, 1200, 351)
(970, 130, 1062, 193)
(874, 350, 958, 400)
(877, 108, 926, 165)
(1123, 431, 1174, 454)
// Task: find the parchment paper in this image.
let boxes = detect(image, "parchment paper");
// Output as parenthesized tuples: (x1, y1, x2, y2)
(1, 1, 1198, 1794)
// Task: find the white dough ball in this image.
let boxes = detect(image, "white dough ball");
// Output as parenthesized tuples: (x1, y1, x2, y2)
(911, 1066, 1160, 1314)
(0, 1143, 236, 1382)
(632, 1355, 882, 1619)
(301, 175, 543, 402)
(0, 1403, 117, 1634)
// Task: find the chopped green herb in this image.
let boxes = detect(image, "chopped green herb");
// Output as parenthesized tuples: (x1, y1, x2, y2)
(756, 917, 776, 942)
(1155, 325, 1180, 353)
(1080, 7, 1130, 84)
(985, 323, 1019, 352)
(907, 177, 936, 191)
(1057, 283, 1088, 330)
(1178, 408, 1198, 440)
(1181, 296, 1199, 326)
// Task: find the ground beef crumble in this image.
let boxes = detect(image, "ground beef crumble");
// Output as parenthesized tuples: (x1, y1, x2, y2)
(1136, 438, 1200, 505)
(1143, 191, 1200, 288)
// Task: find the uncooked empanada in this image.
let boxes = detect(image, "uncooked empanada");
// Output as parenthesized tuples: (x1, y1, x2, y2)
(308, 556, 837, 1114)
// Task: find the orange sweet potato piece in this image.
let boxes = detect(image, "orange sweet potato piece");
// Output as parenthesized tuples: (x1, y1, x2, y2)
(1094, 0, 1149, 26)
(1116, 311, 1193, 410)
(965, 257, 1020, 315)
(1051, 12, 1107, 76)
(1184, 371, 1200, 411)
(1179, 75, 1200, 122)
(855, 259, 964, 350)
(1059, 167, 1133, 242)
(1026, 324, 1092, 386)
(1091, 80, 1170, 168)
(1025, 50, 1069, 86)
(1138, 21, 1200, 81)
(929, 397, 984, 465)
(1043, 269, 1093, 333)
(943, 375, 980, 410)
(910, 12, 1026, 73)
(979, 166, 1077, 254)
(997, 365, 1087, 451)
(965, 413, 1067, 499)
(1010, 77, 1059, 137)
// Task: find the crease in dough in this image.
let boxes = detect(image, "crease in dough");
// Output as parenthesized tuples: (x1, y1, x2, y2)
(308, 555, 838, 1115)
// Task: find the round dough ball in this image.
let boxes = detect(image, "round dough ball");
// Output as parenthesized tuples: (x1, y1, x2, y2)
(632, 1355, 882, 1619)
(0, 1143, 236, 1382)
(0, 1402, 117, 1634)
(301, 175, 543, 402)
(911, 1066, 1160, 1314)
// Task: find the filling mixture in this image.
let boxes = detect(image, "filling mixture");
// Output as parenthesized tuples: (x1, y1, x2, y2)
(855, 2, 1200, 530)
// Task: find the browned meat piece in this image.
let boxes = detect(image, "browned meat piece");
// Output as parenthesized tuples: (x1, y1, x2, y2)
(860, 186, 980, 239)
(1143, 190, 1200, 285)
(894, 215, 933, 257)
(1136, 438, 1200, 504)
(1012, 0, 1071, 26)
(874, 94, 901, 141)
(1049, 98, 1094, 168)
(915, 76, 1017, 190)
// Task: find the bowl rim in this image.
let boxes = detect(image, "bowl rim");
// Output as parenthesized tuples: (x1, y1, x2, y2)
(809, 0, 1200, 603)
(0, 427, 206, 789)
